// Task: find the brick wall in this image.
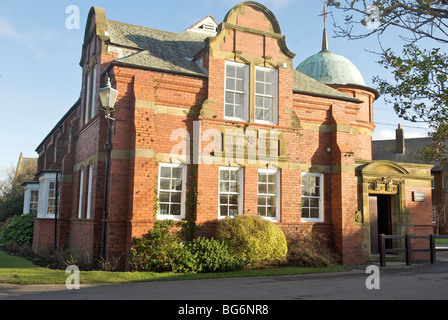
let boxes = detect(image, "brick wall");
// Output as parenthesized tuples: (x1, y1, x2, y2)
(34, 3, 429, 268)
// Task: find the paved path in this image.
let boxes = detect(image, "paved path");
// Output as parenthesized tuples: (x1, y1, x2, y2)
(1, 261, 448, 301)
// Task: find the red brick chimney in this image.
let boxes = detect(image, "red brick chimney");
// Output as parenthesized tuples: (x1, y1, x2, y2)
(396, 124, 405, 154)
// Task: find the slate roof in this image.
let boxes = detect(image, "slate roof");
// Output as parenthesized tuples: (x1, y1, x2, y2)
(372, 137, 441, 171)
(292, 69, 362, 103)
(105, 19, 362, 103)
(107, 20, 208, 77)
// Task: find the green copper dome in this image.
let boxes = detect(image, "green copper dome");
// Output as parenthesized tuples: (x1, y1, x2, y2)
(297, 28, 365, 86)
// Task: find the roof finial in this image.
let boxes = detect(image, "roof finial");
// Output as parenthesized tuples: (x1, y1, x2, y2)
(319, 5, 329, 52)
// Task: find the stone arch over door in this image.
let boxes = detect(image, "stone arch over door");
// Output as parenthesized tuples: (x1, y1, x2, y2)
(357, 160, 410, 259)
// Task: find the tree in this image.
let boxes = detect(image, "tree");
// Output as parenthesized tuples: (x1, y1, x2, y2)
(326, 0, 448, 162)
(0, 159, 37, 222)
(0, 161, 36, 201)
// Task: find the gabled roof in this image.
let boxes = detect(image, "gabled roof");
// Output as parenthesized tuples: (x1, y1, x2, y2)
(104, 14, 362, 103)
(106, 20, 209, 77)
(372, 137, 441, 171)
(35, 98, 80, 152)
(185, 15, 218, 34)
(292, 69, 362, 103)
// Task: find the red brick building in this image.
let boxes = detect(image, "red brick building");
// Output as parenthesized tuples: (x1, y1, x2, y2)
(28, 2, 433, 267)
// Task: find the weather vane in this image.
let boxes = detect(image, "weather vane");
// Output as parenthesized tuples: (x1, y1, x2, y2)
(319, 5, 329, 28)
(318, 4, 330, 52)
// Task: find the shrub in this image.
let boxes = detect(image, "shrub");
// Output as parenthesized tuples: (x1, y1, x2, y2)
(186, 237, 244, 273)
(130, 220, 196, 273)
(216, 215, 287, 268)
(0, 211, 35, 246)
(130, 221, 245, 273)
(37, 247, 95, 270)
(0, 195, 24, 222)
(285, 230, 337, 267)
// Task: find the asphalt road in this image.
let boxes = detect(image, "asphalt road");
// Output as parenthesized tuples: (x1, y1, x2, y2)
(1, 261, 448, 301)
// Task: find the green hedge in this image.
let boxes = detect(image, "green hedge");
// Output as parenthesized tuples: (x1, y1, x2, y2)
(129, 220, 244, 273)
(186, 237, 244, 273)
(130, 216, 288, 273)
(216, 215, 288, 268)
(0, 212, 36, 246)
(0, 195, 24, 222)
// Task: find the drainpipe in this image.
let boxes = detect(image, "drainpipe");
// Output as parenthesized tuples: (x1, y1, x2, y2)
(328, 131, 333, 250)
(54, 171, 59, 251)
(102, 119, 112, 259)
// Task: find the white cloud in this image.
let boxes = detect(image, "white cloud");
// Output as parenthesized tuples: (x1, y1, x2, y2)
(0, 15, 58, 59)
(373, 128, 429, 141)
(373, 129, 395, 141)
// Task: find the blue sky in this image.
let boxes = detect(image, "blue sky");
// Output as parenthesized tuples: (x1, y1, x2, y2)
(0, 0, 430, 179)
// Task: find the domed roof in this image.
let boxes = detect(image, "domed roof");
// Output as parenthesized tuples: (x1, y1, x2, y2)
(296, 28, 365, 86)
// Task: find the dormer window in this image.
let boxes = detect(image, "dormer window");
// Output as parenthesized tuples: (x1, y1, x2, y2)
(198, 23, 217, 32)
(187, 16, 218, 35)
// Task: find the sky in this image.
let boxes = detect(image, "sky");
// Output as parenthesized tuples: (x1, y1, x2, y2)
(0, 0, 431, 180)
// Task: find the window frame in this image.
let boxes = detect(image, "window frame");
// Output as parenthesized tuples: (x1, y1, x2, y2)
(157, 163, 187, 221)
(86, 166, 93, 219)
(84, 71, 91, 124)
(257, 168, 280, 222)
(90, 65, 97, 120)
(77, 169, 84, 219)
(37, 171, 60, 219)
(301, 172, 324, 223)
(254, 66, 278, 125)
(29, 189, 39, 213)
(22, 182, 39, 214)
(218, 166, 244, 219)
(224, 61, 249, 122)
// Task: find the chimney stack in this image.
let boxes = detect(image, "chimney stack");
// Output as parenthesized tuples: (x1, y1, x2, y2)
(396, 124, 405, 154)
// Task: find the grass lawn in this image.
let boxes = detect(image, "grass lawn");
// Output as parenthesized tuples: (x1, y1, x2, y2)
(436, 237, 448, 245)
(0, 250, 347, 285)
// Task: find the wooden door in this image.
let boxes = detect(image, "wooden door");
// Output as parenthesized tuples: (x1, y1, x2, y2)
(369, 196, 379, 254)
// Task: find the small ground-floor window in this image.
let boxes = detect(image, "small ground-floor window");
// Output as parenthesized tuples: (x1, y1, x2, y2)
(219, 167, 243, 218)
(36, 170, 60, 219)
(157, 163, 186, 220)
(22, 181, 39, 214)
(301, 172, 324, 222)
(257, 168, 280, 221)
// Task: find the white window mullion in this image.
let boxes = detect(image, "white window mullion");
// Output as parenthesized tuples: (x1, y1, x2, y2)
(218, 167, 243, 218)
(36, 172, 60, 219)
(157, 163, 186, 220)
(301, 172, 324, 222)
(29, 189, 39, 213)
(47, 180, 57, 217)
(224, 61, 248, 121)
(257, 169, 280, 222)
(255, 66, 277, 124)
